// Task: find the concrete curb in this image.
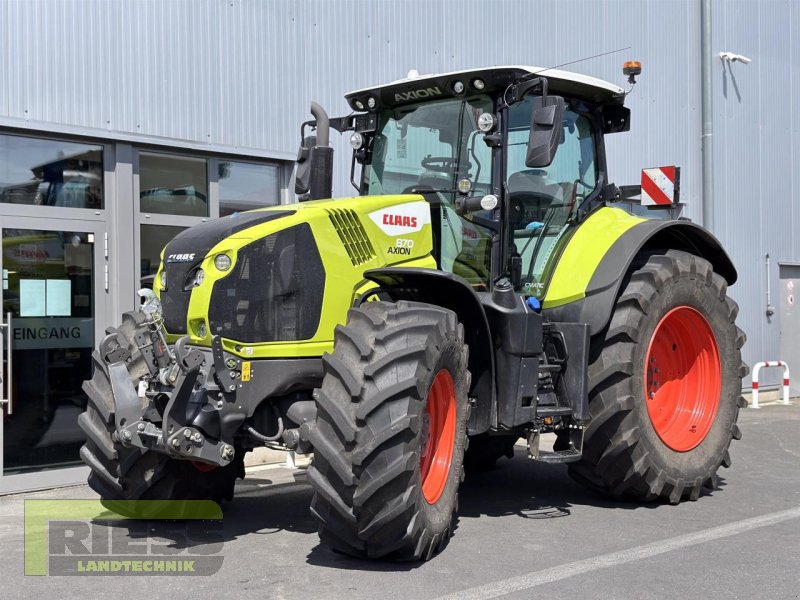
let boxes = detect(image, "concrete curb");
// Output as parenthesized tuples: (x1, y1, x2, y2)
(741, 389, 796, 408)
(244, 447, 311, 471)
(244, 447, 288, 468)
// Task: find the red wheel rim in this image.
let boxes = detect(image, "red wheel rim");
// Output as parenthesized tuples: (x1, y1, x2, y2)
(420, 369, 457, 504)
(644, 306, 721, 452)
(191, 461, 217, 472)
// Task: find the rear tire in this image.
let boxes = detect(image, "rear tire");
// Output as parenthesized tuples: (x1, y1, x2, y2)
(308, 301, 470, 560)
(568, 250, 747, 503)
(79, 311, 244, 517)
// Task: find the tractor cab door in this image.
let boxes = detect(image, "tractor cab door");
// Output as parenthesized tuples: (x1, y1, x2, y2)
(365, 96, 495, 290)
(436, 124, 494, 290)
(506, 99, 599, 298)
(438, 200, 493, 290)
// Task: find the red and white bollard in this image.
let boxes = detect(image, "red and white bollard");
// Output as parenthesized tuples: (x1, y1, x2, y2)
(751, 361, 791, 408)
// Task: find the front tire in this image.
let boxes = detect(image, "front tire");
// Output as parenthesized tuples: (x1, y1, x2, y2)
(568, 250, 747, 503)
(308, 301, 470, 560)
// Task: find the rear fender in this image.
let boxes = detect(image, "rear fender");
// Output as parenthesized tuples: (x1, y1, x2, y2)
(544, 216, 737, 337)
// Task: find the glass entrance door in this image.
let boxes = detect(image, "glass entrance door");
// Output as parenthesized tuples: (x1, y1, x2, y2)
(1, 217, 105, 493)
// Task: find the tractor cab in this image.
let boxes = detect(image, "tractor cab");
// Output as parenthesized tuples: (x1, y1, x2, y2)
(299, 66, 630, 297)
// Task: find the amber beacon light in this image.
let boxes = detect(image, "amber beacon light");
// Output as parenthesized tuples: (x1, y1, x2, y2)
(623, 60, 642, 84)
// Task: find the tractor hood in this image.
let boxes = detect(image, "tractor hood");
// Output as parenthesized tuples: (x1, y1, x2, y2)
(154, 195, 438, 358)
(163, 210, 295, 268)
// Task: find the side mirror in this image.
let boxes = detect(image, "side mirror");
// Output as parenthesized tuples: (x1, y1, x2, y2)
(294, 135, 317, 199)
(525, 95, 565, 168)
(294, 135, 334, 202)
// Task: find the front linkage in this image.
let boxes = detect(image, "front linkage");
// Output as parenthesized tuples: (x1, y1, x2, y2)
(100, 290, 244, 468)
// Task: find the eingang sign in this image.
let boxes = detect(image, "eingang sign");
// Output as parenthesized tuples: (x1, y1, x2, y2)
(11, 317, 93, 350)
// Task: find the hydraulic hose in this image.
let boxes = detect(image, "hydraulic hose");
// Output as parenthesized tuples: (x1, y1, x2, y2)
(244, 404, 285, 443)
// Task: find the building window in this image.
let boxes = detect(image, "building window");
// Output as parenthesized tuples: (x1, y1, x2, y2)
(0, 134, 104, 209)
(139, 152, 208, 217)
(218, 160, 281, 217)
(140, 224, 186, 282)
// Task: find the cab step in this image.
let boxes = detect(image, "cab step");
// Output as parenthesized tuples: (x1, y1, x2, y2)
(527, 427, 583, 463)
(535, 406, 573, 418)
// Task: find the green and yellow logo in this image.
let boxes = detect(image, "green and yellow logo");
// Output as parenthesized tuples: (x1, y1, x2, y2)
(24, 500, 224, 576)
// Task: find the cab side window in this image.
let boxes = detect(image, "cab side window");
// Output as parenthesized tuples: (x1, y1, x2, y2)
(506, 99, 598, 295)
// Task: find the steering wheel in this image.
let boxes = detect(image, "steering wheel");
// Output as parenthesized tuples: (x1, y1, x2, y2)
(421, 156, 457, 173)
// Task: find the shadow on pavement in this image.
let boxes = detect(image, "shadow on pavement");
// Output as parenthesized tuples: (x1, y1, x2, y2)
(98, 449, 726, 572)
(98, 472, 316, 553)
(460, 448, 725, 519)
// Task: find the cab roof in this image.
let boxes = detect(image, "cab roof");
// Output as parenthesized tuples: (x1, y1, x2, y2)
(345, 66, 626, 112)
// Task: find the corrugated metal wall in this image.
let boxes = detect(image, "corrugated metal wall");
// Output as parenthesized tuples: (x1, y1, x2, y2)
(0, 0, 796, 383)
(0, 0, 702, 177)
(710, 0, 800, 385)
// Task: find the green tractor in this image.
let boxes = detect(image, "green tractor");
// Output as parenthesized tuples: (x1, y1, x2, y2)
(79, 64, 747, 561)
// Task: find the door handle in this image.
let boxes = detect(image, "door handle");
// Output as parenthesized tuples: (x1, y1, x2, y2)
(0, 312, 11, 415)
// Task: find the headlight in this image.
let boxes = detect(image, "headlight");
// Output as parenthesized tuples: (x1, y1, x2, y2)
(473, 78, 486, 90)
(367, 97, 376, 109)
(214, 254, 232, 271)
(159, 270, 167, 288)
(480, 194, 499, 210)
(354, 99, 365, 111)
(350, 132, 364, 150)
(193, 268, 205, 286)
(478, 113, 497, 132)
(198, 322, 207, 338)
(453, 80, 465, 94)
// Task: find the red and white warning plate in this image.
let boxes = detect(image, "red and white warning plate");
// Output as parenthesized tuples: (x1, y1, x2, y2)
(641, 166, 680, 206)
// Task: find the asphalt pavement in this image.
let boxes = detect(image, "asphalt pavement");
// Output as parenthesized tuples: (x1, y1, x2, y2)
(1, 403, 798, 599)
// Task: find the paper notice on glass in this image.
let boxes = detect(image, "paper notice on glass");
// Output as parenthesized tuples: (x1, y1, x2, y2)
(20, 279, 46, 316)
(46, 279, 72, 316)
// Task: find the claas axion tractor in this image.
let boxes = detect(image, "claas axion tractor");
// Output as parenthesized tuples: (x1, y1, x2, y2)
(80, 63, 746, 560)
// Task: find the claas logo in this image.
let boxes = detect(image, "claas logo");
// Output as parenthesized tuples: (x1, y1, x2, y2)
(382, 214, 418, 228)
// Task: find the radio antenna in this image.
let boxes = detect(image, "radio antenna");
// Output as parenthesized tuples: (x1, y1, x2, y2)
(533, 46, 632, 75)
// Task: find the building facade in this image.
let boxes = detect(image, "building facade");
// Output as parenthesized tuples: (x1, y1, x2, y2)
(0, 0, 797, 491)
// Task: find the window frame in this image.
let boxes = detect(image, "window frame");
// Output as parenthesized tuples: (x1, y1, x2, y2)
(133, 148, 213, 289)
(217, 157, 283, 218)
(0, 129, 111, 223)
(133, 148, 289, 289)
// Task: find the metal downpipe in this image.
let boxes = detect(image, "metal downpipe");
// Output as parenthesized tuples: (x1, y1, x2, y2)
(701, 0, 714, 230)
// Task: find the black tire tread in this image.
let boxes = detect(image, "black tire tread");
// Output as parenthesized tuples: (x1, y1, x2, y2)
(309, 300, 469, 560)
(568, 250, 747, 503)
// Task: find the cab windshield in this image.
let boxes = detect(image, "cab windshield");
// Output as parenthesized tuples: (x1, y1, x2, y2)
(364, 96, 493, 197)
